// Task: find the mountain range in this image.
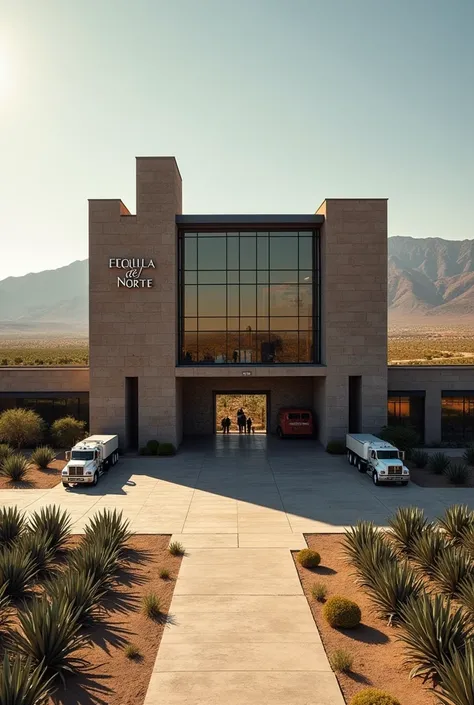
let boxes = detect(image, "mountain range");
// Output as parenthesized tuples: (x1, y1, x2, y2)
(1, 236, 474, 335)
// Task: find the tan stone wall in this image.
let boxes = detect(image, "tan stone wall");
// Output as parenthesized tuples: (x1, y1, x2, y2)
(89, 157, 182, 448)
(388, 366, 474, 444)
(316, 199, 388, 444)
(0, 367, 89, 393)
(182, 376, 318, 435)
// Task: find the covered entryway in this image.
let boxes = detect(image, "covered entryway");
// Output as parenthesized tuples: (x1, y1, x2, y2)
(214, 392, 268, 434)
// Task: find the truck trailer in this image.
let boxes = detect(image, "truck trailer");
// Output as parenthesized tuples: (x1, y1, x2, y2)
(346, 433, 410, 486)
(62, 435, 119, 488)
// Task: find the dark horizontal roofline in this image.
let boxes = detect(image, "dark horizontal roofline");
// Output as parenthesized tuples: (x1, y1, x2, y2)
(176, 214, 324, 226)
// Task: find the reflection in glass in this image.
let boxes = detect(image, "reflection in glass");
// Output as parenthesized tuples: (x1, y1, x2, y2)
(227, 285, 239, 317)
(199, 271, 226, 284)
(270, 317, 298, 331)
(240, 285, 256, 316)
(257, 285, 269, 317)
(198, 237, 226, 269)
(240, 271, 256, 284)
(299, 285, 313, 316)
(228, 271, 239, 283)
(257, 270, 269, 283)
(198, 285, 226, 316)
(227, 237, 239, 269)
(240, 236, 256, 269)
(270, 235, 298, 269)
(184, 286, 197, 317)
(199, 317, 227, 331)
(184, 318, 197, 331)
(270, 285, 298, 316)
(185, 271, 197, 284)
(299, 237, 313, 269)
(257, 235, 268, 269)
(185, 238, 197, 270)
(270, 270, 298, 283)
(182, 332, 198, 363)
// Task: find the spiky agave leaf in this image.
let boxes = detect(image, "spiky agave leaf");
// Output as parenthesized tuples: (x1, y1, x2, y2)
(18, 532, 55, 577)
(351, 539, 397, 589)
(28, 506, 71, 554)
(0, 582, 13, 646)
(460, 525, 474, 559)
(458, 576, 474, 620)
(411, 530, 449, 578)
(46, 570, 107, 626)
(435, 640, 474, 705)
(342, 521, 382, 565)
(363, 560, 424, 624)
(438, 505, 474, 546)
(83, 509, 132, 556)
(14, 593, 90, 685)
(68, 541, 120, 591)
(387, 506, 428, 556)
(0, 546, 38, 599)
(0, 653, 54, 705)
(0, 506, 26, 548)
(432, 545, 474, 598)
(399, 593, 473, 683)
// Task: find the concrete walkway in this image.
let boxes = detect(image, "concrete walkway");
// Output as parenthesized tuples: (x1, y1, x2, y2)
(144, 546, 345, 705)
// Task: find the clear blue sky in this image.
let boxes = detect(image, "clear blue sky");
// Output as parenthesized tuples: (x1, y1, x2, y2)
(1, 0, 473, 279)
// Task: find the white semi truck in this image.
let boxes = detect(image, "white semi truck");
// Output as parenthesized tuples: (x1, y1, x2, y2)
(62, 435, 119, 488)
(346, 433, 410, 486)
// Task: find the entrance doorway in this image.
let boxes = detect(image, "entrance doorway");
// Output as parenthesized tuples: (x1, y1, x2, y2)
(215, 393, 268, 434)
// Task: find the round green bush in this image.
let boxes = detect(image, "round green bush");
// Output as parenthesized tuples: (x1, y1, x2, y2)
(51, 416, 86, 448)
(146, 440, 160, 455)
(296, 549, 321, 569)
(323, 596, 361, 629)
(326, 440, 346, 455)
(350, 688, 401, 705)
(158, 442, 176, 456)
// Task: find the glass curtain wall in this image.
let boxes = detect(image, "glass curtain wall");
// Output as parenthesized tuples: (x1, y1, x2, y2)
(179, 230, 319, 364)
(442, 393, 474, 443)
(387, 393, 425, 442)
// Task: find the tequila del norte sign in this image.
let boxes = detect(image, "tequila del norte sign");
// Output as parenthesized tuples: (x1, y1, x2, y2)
(109, 258, 156, 288)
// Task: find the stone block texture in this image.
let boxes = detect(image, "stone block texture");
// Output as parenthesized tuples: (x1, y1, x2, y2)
(316, 199, 388, 444)
(0, 367, 89, 393)
(89, 157, 182, 448)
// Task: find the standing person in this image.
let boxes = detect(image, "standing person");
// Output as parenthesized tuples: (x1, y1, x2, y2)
(237, 408, 244, 433)
(246, 416, 252, 434)
(225, 416, 231, 434)
(221, 417, 227, 434)
(241, 412, 247, 433)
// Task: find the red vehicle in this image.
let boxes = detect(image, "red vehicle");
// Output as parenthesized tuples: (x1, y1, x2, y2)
(276, 408, 314, 438)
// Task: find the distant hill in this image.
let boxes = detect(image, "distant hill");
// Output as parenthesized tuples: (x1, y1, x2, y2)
(389, 237, 474, 320)
(0, 260, 88, 335)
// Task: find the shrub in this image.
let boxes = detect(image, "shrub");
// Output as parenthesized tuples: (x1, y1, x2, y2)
(388, 507, 428, 556)
(435, 640, 474, 705)
(458, 577, 474, 620)
(461, 526, 474, 559)
(330, 648, 353, 673)
(14, 594, 90, 684)
(379, 425, 420, 455)
(0, 653, 54, 705)
(0, 408, 44, 449)
(428, 452, 450, 475)
(311, 582, 327, 602)
(0, 506, 26, 547)
(363, 561, 424, 624)
(169, 541, 185, 556)
(445, 462, 471, 485)
(19, 532, 55, 576)
(69, 542, 120, 591)
(399, 593, 472, 682)
(352, 540, 397, 588)
(0, 547, 38, 599)
(139, 447, 147, 455)
(438, 505, 474, 545)
(146, 440, 160, 455)
(30, 445, 56, 470)
(323, 596, 361, 629)
(159, 568, 171, 580)
(296, 548, 321, 569)
(158, 442, 176, 456)
(1, 454, 30, 482)
(326, 440, 346, 455)
(50, 416, 86, 448)
(0, 583, 12, 645)
(47, 571, 106, 626)
(411, 531, 448, 578)
(124, 643, 142, 660)
(28, 506, 71, 554)
(350, 689, 401, 705)
(463, 444, 474, 466)
(410, 449, 429, 468)
(0, 443, 13, 465)
(432, 545, 474, 597)
(83, 509, 131, 556)
(343, 522, 384, 566)
(142, 593, 162, 620)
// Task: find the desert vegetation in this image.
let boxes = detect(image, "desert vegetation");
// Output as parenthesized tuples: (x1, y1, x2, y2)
(0, 338, 88, 366)
(388, 326, 474, 366)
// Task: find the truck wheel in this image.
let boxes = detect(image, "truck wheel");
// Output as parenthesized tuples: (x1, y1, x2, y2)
(357, 459, 365, 474)
(346, 451, 351, 464)
(277, 427, 284, 439)
(372, 471, 380, 486)
(62, 482, 69, 488)
(92, 472, 98, 487)
(400, 481, 409, 486)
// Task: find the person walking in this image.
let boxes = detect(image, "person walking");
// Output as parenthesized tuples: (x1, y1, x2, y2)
(224, 416, 231, 434)
(246, 416, 252, 434)
(237, 408, 244, 433)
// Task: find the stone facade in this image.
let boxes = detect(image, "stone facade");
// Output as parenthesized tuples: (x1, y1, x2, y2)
(0, 367, 89, 393)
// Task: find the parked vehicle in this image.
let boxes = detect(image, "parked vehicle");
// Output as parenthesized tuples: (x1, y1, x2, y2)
(62, 435, 119, 488)
(346, 433, 410, 486)
(277, 408, 314, 438)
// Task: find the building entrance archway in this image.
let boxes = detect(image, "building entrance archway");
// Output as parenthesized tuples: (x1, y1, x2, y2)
(214, 392, 268, 435)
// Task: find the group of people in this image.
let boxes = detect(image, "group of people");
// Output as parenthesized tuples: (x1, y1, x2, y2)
(221, 408, 254, 434)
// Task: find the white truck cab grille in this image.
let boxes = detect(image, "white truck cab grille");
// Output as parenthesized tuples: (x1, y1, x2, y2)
(388, 466, 400, 475)
(68, 467, 84, 476)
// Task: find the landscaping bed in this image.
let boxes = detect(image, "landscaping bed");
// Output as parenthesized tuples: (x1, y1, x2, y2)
(294, 505, 474, 705)
(0, 458, 65, 489)
(0, 505, 183, 705)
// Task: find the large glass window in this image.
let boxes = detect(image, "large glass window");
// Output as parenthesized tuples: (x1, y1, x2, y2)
(179, 230, 320, 364)
(387, 393, 425, 442)
(442, 393, 474, 444)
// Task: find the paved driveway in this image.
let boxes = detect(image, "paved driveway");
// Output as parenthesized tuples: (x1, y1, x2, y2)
(2, 435, 473, 540)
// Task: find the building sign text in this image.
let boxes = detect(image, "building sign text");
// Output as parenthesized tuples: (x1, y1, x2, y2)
(109, 258, 156, 288)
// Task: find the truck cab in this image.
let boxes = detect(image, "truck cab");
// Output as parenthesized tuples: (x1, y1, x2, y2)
(346, 433, 410, 486)
(62, 435, 119, 488)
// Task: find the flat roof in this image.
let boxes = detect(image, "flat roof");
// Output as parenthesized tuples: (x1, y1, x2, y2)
(176, 214, 324, 228)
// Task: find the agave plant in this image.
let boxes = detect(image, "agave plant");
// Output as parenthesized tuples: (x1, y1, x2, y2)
(1, 454, 30, 482)
(362, 560, 424, 625)
(461, 526, 474, 559)
(342, 521, 383, 565)
(432, 545, 474, 598)
(69, 541, 120, 591)
(0, 506, 26, 548)
(83, 509, 132, 556)
(30, 446, 56, 470)
(352, 540, 397, 588)
(438, 505, 474, 546)
(19, 532, 55, 577)
(0, 546, 38, 599)
(0, 583, 12, 647)
(458, 576, 474, 619)
(435, 640, 474, 705)
(429, 452, 451, 475)
(14, 594, 90, 684)
(399, 593, 473, 683)
(0, 443, 13, 465)
(0, 653, 54, 705)
(445, 462, 471, 486)
(410, 449, 429, 469)
(411, 530, 449, 578)
(46, 570, 106, 626)
(28, 506, 71, 554)
(388, 507, 428, 556)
